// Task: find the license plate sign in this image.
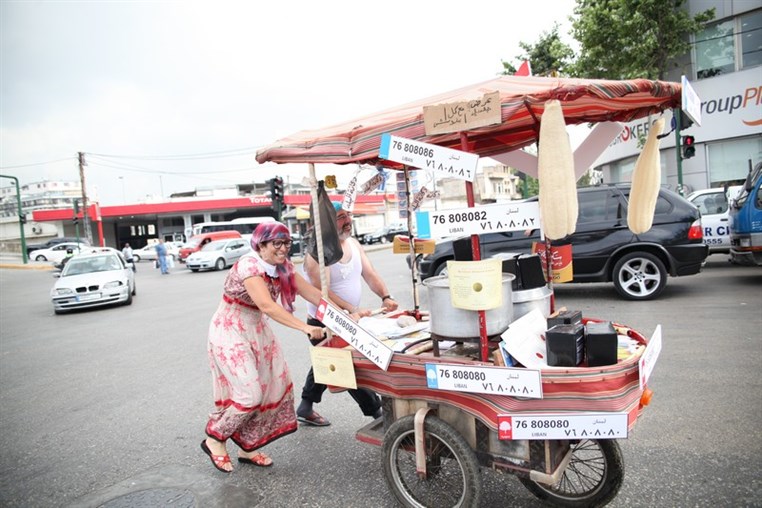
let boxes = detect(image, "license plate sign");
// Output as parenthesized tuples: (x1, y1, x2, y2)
(497, 413, 629, 440)
(77, 293, 101, 302)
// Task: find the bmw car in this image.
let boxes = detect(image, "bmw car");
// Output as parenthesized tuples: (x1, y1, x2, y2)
(51, 251, 136, 314)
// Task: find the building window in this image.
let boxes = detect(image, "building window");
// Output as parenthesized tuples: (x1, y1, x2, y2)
(696, 19, 735, 79)
(741, 10, 762, 69)
(706, 136, 762, 187)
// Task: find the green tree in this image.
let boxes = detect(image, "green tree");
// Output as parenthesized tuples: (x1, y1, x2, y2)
(570, 0, 714, 80)
(502, 23, 575, 77)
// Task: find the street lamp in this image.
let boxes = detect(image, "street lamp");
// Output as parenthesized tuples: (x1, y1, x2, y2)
(0, 174, 28, 264)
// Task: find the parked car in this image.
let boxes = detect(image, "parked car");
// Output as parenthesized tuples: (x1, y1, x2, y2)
(50, 251, 135, 314)
(411, 185, 709, 300)
(686, 186, 742, 254)
(26, 237, 90, 256)
(29, 242, 89, 262)
(132, 242, 181, 262)
(186, 238, 251, 272)
(361, 224, 408, 245)
(179, 231, 242, 262)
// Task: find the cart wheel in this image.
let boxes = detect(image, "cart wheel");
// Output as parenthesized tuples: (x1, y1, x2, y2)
(382, 415, 481, 508)
(519, 439, 624, 507)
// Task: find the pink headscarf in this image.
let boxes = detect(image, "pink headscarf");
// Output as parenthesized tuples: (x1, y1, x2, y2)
(251, 221, 297, 312)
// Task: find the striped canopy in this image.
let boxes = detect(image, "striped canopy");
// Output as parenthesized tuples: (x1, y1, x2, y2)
(256, 75, 682, 166)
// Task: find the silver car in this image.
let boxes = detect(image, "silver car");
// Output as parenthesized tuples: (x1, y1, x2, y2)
(51, 252, 136, 314)
(185, 238, 251, 272)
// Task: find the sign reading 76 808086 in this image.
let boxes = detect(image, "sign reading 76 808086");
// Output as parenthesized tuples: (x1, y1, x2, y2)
(379, 133, 478, 182)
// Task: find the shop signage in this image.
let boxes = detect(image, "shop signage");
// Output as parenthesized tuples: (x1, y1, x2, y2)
(379, 133, 478, 182)
(316, 299, 393, 371)
(424, 363, 543, 398)
(498, 412, 629, 440)
(422, 91, 502, 135)
(416, 201, 540, 239)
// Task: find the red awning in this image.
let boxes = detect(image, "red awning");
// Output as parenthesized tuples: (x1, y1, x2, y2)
(256, 75, 681, 166)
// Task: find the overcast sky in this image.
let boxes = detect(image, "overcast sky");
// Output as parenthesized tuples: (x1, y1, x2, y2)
(1, 0, 578, 205)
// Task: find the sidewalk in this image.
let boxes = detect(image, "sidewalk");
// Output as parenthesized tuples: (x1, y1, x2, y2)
(0, 253, 56, 270)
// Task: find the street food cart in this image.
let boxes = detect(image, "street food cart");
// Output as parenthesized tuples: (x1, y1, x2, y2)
(256, 75, 676, 507)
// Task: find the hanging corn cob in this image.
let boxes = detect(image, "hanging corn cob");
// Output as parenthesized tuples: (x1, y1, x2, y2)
(538, 100, 577, 240)
(627, 117, 665, 234)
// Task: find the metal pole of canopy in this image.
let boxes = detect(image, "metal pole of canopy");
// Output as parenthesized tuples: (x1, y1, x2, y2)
(459, 132, 489, 363)
(403, 166, 421, 317)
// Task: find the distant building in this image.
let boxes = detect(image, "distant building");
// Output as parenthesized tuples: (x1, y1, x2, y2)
(594, 2, 761, 193)
(0, 180, 81, 219)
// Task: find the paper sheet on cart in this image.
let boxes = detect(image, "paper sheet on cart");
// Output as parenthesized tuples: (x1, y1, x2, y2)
(446, 259, 503, 310)
(358, 316, 430, 339)
(501, 308, 558, 370)
(310, 346, 357, 389)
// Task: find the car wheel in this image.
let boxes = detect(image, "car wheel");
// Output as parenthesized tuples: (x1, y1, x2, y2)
(380, 236, 389, 244)
(433, 262, 449, 277)
(125, 290, 133, 305)
(132, 282, 136, 296)
(35, 255, 47, 261)
(215, 258, 226, 271)
(613, 252, 667, 300)
(133, 254, 141, 262)
(54, 309, 66, 315)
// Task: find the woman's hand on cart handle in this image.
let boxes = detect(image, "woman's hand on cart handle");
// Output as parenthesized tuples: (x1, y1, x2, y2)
(305, 326, 327, 341)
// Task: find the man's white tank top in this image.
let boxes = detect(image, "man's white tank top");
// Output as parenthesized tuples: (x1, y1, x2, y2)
(306, 239, 363, 318)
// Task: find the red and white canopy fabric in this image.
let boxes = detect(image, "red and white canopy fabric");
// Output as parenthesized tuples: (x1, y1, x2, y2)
(255, 75, 682, 166)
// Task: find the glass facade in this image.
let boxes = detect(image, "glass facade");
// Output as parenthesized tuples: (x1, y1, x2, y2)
(707, 136, 762, 187)
(696, 9, 762, 79)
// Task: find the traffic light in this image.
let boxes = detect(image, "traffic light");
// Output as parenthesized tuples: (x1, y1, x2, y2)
(272, 176, 284, 203)
(19, 214, 27, 224)
(682, 135, 696, 159)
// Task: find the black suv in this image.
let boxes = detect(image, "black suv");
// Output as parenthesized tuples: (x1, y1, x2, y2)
(412, 185, 708, 300)
(25, 236, 90, 256)
(361, 224, 408, 245)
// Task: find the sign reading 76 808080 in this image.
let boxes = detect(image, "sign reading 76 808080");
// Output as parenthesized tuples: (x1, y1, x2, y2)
(379, 133, 478, 182)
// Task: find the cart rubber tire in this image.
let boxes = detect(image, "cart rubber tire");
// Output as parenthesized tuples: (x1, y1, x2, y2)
(214, 258, 226, 271)
(612, 251, 667, 300)
(519, 439, 624, 508)
(382, 415, 481, 508)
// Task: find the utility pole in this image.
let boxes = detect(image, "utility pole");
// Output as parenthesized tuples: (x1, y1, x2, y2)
(78, 152, 93, 244)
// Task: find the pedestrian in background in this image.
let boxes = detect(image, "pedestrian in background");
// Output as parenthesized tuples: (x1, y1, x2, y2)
(155, 239, 169, 274)
(122, 242, 136, 272)
(200, 221, 365, 473)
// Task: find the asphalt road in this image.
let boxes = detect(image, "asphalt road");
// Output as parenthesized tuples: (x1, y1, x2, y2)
(0, 251, 760, 507)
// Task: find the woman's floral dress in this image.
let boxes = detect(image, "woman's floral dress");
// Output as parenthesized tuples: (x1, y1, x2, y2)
(204, 255, 297, 451)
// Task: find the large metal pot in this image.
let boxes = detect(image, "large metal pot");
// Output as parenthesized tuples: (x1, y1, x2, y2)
(512, 285, 553, 320)
(423, 274, 516, 338)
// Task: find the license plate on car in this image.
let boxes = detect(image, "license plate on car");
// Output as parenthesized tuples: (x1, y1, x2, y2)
(77, 293, 101, 302)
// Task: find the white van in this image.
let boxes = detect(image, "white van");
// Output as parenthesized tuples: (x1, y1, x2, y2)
(686, 186, 742, 254)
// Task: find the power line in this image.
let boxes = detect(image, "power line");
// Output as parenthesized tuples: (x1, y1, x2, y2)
(0, 157, 75, 170)
(88, 145, 264, 161)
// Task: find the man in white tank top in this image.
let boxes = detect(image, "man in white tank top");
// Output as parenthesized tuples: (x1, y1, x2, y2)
(297, 204, 399, 426)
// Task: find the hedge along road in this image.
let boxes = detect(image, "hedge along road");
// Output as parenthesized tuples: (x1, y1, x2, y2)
(0, 251, 759, 507)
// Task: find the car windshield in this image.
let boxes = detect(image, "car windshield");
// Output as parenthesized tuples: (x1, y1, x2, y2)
(63, 255, 122, 276)
(201, 241, 227, 251)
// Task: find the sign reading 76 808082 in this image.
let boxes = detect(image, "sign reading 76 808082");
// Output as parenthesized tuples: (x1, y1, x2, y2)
(378, 133, 479, 182)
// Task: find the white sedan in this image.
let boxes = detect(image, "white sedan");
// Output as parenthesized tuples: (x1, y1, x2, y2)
(29, 242, 89, 262)
(687, 186, 742, 254)
(132, 242, 181, 262)
(51, 251, 136, 314)
(186, 238, 251, 272)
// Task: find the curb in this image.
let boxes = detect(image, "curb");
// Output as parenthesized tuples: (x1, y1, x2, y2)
(0, 263, 55, 271)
